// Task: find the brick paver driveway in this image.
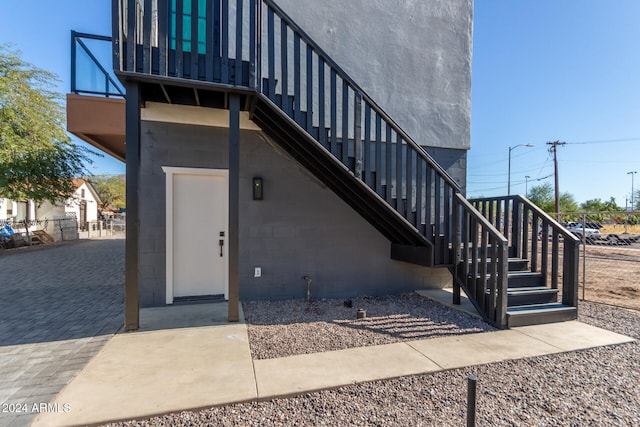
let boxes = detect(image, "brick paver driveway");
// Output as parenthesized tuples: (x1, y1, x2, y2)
(0, 238, 124, 427)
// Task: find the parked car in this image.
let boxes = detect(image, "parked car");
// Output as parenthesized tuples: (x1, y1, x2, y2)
(565, 222, 601, 238)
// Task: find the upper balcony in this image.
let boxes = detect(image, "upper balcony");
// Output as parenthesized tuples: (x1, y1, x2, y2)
(112, 0, 261, 106)
(67, 31, 126, 161)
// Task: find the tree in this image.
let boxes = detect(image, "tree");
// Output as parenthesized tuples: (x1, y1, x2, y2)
(0, 44, 95, 204)
(580, 197, 621, 213)
(88, 174, 126, 213)
(527, 183, 577, 214)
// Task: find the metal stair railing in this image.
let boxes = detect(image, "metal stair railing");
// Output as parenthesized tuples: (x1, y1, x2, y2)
(452, 193, 509, 327)
(259, 0, 462, 262)
(470, 195, 580, 309)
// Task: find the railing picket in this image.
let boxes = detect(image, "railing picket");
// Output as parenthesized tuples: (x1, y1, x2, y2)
(363, 102, 372, 185)
(212, 0, 221, 81)
(396, 137, 403, 213)
(175, 0, 185, 77)
(434, 177, 442, 262)
(126, 0, 137, 72)
(462, 209, 470, 282)
(143, 0, 152, 74)
(406, 147, 413, 224)
(375, 114, 382, 196)
(191, 0, 199, 79)
(385, 125, 392, 203)
(480, 228, 488, 311)
(503, 198, 510, 247)
(354, 93, 363, 179)
(415, 159, 423, 229)
(488, 199, 494, 226)
(111, 1, 121, 73)
(235, 0, 243, 85)
(317, 58, 326, 146)
(306, 45, 314, 132)
(342, 80, 349, 165)
(512, 198, 521, 259)
(249, 0, 257, 87)
(267, 7, 275, 99)
(280, 19, 288, 111)
(496, 241, 508, 327)
(541, 223, 549, 285)
(522, 205, 529, 261)
(470, 216, 479, 306)
(221, 0, 229, 83)
(531, 212, 539, 272)
(293, 32, 301, 125)
(205, 0, 214, 80)
(489, 236, 498, 321)
(425, 167, 432, 230)
(330, 69, 337, 157)
(551, 230, 559, 289)
(443, 183, 451, 263)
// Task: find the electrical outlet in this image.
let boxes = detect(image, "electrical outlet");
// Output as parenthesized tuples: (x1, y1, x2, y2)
(254, 267, 261, 278)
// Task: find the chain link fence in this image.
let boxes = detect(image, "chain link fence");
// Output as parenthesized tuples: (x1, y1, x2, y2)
(0, 217, 80, 248)
(80, 219, 126, 238)
(557, 211, 640, 311)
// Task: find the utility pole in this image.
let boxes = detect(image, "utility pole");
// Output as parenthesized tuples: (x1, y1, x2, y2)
(547, 141, 566, 220)
(628, 171, 637, 212)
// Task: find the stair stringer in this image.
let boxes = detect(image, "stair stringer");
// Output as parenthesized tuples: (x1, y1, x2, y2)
(250, 93, 435, 254)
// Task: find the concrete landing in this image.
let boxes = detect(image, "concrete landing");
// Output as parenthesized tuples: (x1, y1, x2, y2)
(416, 287, 481, 318)
(32, 305, 635, 427)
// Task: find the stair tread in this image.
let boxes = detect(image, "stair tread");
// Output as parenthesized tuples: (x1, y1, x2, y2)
(507, 271, 543, 276)
(507, 303, 576, 314)
(474, 271, 543, 279)
(506, 287, 558, 295)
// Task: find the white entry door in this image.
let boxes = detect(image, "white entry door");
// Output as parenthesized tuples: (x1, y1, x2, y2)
(163, 167, 228, 303)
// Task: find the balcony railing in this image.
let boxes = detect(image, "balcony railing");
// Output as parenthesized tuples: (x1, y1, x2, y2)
(71, 31, 125, 98)
(113, 0, 260, 88)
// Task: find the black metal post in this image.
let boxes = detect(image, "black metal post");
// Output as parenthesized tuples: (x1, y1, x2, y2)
(71, 31, 77, 93)
(124, 80, 141, 331)
(467, 374, 477, 427)
(228, 93, 240, 322)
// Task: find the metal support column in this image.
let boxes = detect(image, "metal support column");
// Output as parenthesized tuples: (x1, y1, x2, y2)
(228, 94, 240, 322)
(124, 80, 141, 331)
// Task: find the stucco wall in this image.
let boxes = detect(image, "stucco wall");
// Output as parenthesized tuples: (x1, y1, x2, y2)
(274, 0, 473, 158)
(138, 120, 451, 307)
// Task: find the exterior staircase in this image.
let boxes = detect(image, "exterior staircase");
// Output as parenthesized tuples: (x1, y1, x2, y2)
(109, 0, 580, 328)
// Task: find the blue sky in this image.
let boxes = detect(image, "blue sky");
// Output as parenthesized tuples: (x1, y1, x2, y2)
(2, 1, 639, 206)
(471, 0, 640, 206)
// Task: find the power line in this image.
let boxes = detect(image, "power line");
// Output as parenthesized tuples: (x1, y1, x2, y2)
(567, 137, 640, 145)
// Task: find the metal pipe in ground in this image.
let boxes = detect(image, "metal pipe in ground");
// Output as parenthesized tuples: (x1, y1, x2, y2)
(467, 374, 477, 427)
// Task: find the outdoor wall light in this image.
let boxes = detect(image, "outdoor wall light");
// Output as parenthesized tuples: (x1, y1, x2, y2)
(252, 177, 263, 200)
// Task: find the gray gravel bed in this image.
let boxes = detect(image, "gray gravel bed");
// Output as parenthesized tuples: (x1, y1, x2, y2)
(106, 300, 640, 427)
(243, 293, 495, 359)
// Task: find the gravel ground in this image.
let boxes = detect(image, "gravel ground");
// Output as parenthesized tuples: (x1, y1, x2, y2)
(106, 299, 640, 427)
(244, 293, 495, 359)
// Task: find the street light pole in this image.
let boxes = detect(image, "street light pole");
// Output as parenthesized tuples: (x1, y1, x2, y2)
(525, 175, 531, 198)
(508, 144, 534, 196)
(629, 171, 637, 212)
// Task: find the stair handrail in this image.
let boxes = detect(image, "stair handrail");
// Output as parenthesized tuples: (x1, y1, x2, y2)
(261, 0, 460, 191)
(470, 195, 580, 309)
(453, 193, 509, 327)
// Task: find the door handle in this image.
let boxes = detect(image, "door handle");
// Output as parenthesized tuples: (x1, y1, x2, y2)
(219, 239, 224, 257)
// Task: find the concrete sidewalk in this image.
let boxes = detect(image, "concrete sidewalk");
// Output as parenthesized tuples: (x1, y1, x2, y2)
(33, 303, 634, 427)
